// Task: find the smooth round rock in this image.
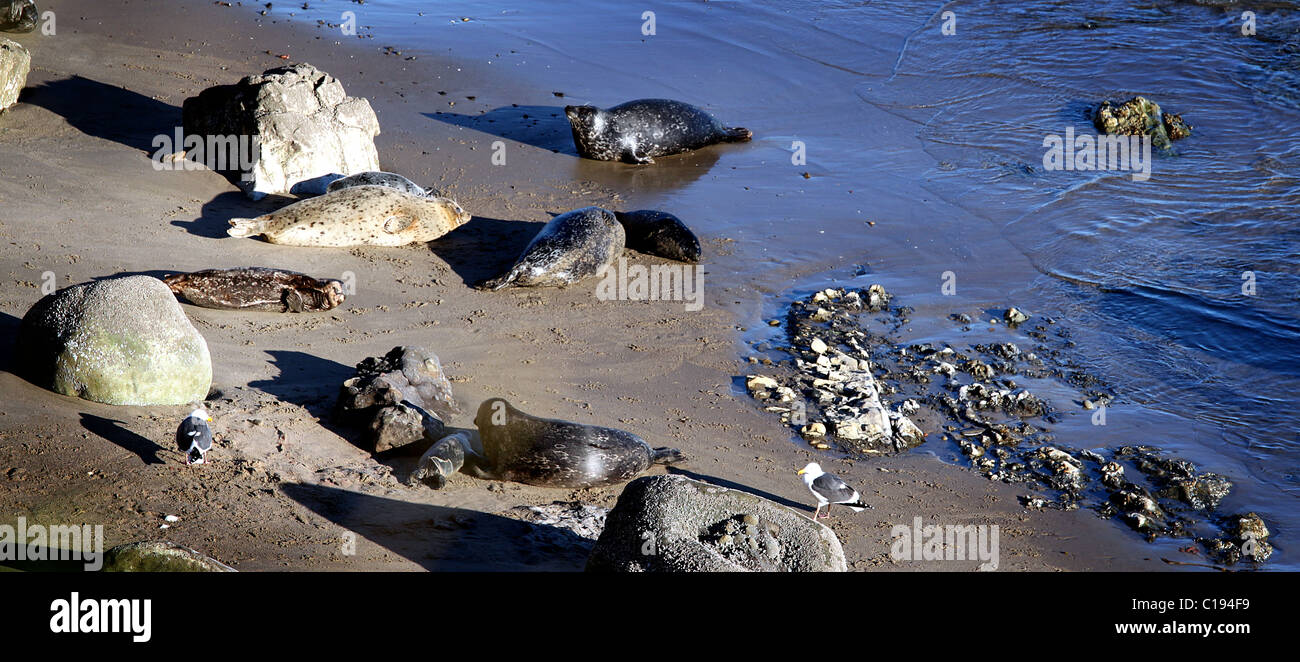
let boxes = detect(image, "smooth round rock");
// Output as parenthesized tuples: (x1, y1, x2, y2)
(17, 276, 213, 405)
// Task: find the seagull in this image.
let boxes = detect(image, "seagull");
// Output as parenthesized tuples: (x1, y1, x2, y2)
(798, 462, 871, 520)
(176, 407, 214, 465)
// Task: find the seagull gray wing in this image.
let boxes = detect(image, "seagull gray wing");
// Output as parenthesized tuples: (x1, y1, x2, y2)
(192, 421, 213, 453)
(812, 473, 858, 503)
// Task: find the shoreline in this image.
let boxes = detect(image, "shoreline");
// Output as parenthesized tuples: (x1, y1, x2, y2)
(0, 0, 1194, 571)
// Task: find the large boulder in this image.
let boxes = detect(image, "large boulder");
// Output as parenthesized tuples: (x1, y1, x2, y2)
(587, 475, 847, 572)
(101, 541, 235, 572)
(17, 276, 213, 405)
(0, 37, 29, 111)
(181, 62, 381, 200)
(336, 346, 458, 453)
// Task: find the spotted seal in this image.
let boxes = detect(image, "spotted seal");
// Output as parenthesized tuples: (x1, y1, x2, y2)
(471, 398, 684, 488)
(565, 99, 752, 164)
(614, 210, 701, 263)
(226, 185, 469, 247)
(162, 267, 345, 312)
(477, 206, 625, 290)
(326, 171, 445, 199)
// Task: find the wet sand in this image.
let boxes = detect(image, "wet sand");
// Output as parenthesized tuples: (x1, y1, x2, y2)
(0, 0, 1174, 571)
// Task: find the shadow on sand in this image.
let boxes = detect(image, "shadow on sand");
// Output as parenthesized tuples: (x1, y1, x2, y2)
(21, 75, 180, 153)
(280, 482, 593, 570)
(171, 190, 297, 239)
(79, 413, 167, 466)
(247, 350, 358, 441)
(427, 215, 546, 287)
(423, 105, 575, 155)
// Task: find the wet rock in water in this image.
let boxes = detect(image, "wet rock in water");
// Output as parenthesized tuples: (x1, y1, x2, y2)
(182, 62, 381, 200)
(1004, 307, 1029, 326)
(16, 276, 213, 405)
(507, 501, 609, 540)
(1116, 446, 1232, 510)
(864, 284, 891, 312)
(1094, 96, 1192, 149)
(0, 36, 29, 112)
(587, 475, 846, 572)
(102, 541, 235, 572)
(336, 346, 458, 453)
(0, 1, 37, 33)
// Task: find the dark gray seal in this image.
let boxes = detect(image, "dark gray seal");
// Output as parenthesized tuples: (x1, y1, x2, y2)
(162, 267, 345, 313)
(477, 206, 625, 290)
(472, 398, 683, 488)
(326, 171, 445, 199)
(614, 210, 702, 263)
(0, 0, 37, 33)
(565, 99, 752, 164)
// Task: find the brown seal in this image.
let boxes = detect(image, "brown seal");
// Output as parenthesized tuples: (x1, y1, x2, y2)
(162, 267, 345, 312)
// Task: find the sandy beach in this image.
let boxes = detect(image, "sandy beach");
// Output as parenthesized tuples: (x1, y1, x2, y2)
(0, 0, 1228, 572)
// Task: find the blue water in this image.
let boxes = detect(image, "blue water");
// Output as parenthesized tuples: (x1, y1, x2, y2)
(262, 0, 1300, 567)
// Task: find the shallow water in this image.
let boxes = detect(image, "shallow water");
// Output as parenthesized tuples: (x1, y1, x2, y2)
(267, 0, 1299, 567)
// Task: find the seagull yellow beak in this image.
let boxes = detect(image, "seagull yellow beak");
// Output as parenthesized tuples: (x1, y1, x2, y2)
(207, 417, 213, 422)
(797, 468, 806, 475)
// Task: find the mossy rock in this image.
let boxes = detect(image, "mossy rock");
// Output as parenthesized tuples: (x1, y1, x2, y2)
(17, 276, 212, 405)
(101, 541, 235, 572)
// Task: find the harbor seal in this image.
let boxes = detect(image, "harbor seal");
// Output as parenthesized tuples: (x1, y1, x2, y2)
(565, 99, 752, 164)
(227, 185, 469, 247)
(326, 171, 445, 199)
(477, 206, 625, 290)
(614, 210, 702, 263)
(162, 267, 345, 313)
(473, 398, 684, 488)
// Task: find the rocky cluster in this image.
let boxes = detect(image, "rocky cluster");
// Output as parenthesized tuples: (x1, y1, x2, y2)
(746, 285, 924, 455)
(1094, 96, 1192, 149)
(746, 285, 1271, 565)
(336, 346, 459, 453)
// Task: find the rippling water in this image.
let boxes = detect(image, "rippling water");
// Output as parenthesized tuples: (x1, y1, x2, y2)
(268, 0, 1298, 566)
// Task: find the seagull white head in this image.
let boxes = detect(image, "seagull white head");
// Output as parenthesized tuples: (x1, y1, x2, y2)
(798, 462, 824, 480)
(189, 408, 213, 423)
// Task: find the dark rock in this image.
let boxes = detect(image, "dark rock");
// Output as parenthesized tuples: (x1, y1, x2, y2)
(1094, 96, 1191, 149)
(586, 475, 846, 572)
(336, 346, 458, 453)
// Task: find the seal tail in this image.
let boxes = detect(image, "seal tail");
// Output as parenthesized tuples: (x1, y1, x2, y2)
(227, 216, 269, 238)
(651, 447, 685, 465)
(722, 127, 753, 143)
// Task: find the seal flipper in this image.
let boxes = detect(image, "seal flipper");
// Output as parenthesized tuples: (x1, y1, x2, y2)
(620, 146, 654, 165)
(475, 267, 521, 291)
(283, 288, 305, 313)
(383, 213, 415, 234)
(227, 216, 270, 238)
(722, 127, 753, 142)
(651, 447, 685, 465)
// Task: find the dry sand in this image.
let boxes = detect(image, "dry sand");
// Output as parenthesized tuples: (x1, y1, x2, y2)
(0, 0, 1171, 571)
